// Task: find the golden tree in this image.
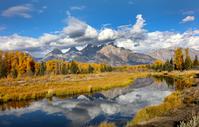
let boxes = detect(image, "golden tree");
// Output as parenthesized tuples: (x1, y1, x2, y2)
(174, 48, 184, 70)
(184, 48, 192, 70)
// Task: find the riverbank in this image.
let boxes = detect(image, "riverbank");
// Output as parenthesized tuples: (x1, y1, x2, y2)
(0, 72, 149, 103)
(127, 70, 199, 127)
(128, 86, 199, 127)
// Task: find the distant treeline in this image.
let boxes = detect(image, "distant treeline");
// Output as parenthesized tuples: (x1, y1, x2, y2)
(0, 51, 113, 78)
(150, 48, 199, 71)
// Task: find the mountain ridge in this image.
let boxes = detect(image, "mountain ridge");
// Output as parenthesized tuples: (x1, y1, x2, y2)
(42, 44, 156, 66)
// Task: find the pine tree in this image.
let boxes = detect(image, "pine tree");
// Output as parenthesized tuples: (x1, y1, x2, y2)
(106, 65, 113, 72)
(170, 58, 173, 65)
(62, 63, 68, 75)
(184, 48, 192, 70)
(100, 64, 106, 72)
(55, 62, 60, 75)
(193, 55, 199, 66)
(70, 61, 79, 74)
(174, 48, 184, 71)
(88, 65, 94, 73)
(26, 57, 35, 76)
(39, 61, 46, 75)
(169, 58, 174, 70)
(11, 62, 18, 78)
(164, 60, 174, 72)
(0, 57, 7, 78)
(11, 67, 18, 78)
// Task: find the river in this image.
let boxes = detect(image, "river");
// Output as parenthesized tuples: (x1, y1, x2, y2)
(0, 77, 175, 127)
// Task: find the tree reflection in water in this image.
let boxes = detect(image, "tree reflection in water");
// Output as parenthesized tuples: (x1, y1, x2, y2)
(0, 101, 31, 111)
(153, 75, 194, 91)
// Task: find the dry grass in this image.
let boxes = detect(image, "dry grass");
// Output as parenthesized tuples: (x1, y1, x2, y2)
(127, 70, 199, 126)
(178, 114, 199, 127)
(0, 72, 149, 103)
(127, 91, 182, 126)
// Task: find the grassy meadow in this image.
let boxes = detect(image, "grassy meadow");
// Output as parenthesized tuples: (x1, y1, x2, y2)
(0, 72, 149, 103)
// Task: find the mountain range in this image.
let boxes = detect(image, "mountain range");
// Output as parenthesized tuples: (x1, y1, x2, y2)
(148, 48, 199, 61)
(42, 44, 155, 66)
(41, 44, 199, 66)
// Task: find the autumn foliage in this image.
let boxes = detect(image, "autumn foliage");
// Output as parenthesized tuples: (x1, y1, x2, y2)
(150, 48, 199, 71)
(0, 51, 113, 78)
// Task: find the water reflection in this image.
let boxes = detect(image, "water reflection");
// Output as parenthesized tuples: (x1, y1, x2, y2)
(0, 101, 31, 111)
(153, 75, 194, 90)
(0, 78, 173, 127)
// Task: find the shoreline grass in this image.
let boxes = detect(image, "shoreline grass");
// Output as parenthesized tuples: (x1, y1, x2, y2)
(127, 91, 182, 126)
(0, 72, 149, 103)
(127, 70, 199, 126)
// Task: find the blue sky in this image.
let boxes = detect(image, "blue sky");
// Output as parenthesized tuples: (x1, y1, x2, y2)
(0, 0, 199, 57)
(1, 0, 199, 36)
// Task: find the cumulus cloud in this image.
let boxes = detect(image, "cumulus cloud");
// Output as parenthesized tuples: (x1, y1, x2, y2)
(98, 28, 117, 41)
(0, 34, 38, 50)
(116, 39, 135, 50)
(0, 14, 199, 58)
(2, 4, 33, 18)
(63, 17, 90, 38)
(132, 14, 146, 33)
(181, 16, 195, 23)
(62, 16, 97, 46)
(0, 16, 98, 56)
(84, 26, 98, 38)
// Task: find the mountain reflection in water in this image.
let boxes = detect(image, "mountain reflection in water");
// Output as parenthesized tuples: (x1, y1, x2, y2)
(0, 77, 174, 127)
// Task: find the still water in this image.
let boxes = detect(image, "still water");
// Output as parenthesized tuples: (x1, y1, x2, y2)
(0, 77, 175, 127)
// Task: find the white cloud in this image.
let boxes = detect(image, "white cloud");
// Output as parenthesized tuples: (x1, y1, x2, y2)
(54, 37, 75, 47)
(132, 14, 146, 33)
(2, 4, 33, 18)
(70, 5, 86, 11)
(0, 34, 39, 50)
(0, 14, 199, 58)
(181, 16, 195, 23)
(116, 39, 135, 50)
(98, 28, 117, 41)
(39, 33, 59, 43)
(63, 17, 88, 38)
(85, 26, 98, 38)
(63, 16, 97, 43)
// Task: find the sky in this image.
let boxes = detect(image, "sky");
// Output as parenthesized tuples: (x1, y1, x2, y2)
(0, 0, 199, 57)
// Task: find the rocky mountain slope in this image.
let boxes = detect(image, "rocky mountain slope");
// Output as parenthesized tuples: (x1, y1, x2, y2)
(42, 45, 199, 66)
(42, 44, 155, 66)
(43, 48, 64, 61)
(96, 45, 155, 66)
